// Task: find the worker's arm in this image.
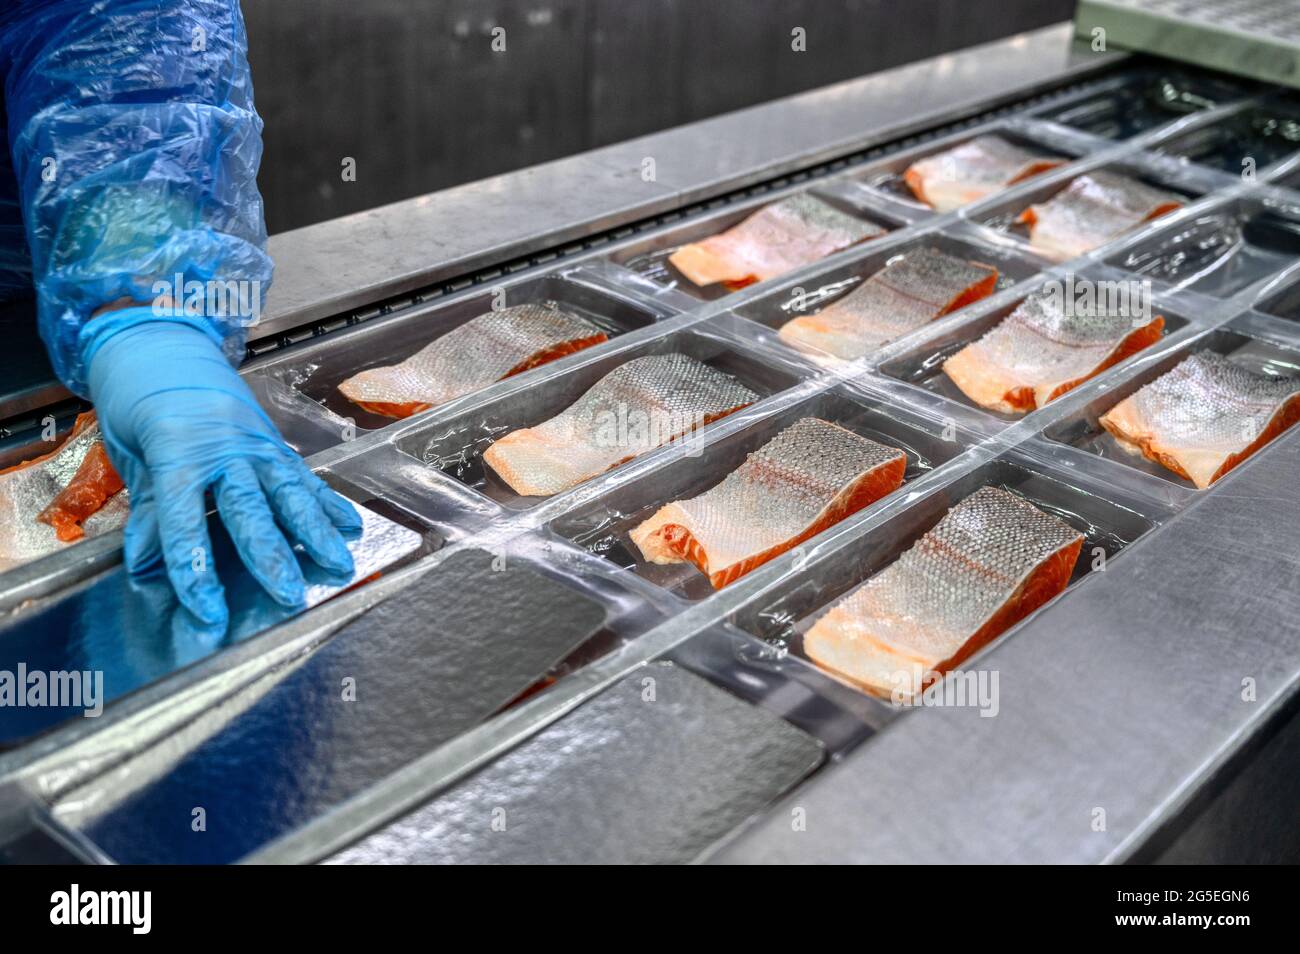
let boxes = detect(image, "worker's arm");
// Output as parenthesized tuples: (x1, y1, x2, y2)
(1, 0, 272, 388)
(0, 1, 360, 627)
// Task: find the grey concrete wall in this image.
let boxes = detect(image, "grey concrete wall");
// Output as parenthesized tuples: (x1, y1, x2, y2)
(245, 0, 1076, 233)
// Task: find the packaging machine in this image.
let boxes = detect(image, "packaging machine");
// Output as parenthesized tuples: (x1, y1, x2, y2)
(1, 22, 1297, 865)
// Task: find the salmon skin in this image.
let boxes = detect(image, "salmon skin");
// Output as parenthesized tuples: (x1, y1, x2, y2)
(1017, 170, 1183, 261)
(629, 418, 906, 589)
(904, 134, 1062, 212)
(804, 486, 1083, 700)
(667, 194, 884, 289)
(483, 353, 759, 497)
(1099, 351, 1300, 488)
(944, 291, 1165, 414)
(777, 246, 999, 360)
(338, 304, 607, 418)
(0, 412, 128, 569)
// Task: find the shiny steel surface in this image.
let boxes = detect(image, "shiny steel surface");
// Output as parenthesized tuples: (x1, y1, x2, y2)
(1076, 0, 1300, 90)
(48, 548, 610, 864)
(324, 662, 824, 865)
(0, 505, 423, 748)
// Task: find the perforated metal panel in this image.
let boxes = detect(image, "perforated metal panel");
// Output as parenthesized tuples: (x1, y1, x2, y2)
(1077, 0, 1300, 89)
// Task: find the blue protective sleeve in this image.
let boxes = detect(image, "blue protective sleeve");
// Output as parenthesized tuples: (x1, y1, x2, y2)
(0, 0, 272, 396)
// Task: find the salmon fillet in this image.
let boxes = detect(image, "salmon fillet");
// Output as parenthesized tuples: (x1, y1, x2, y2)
(0, 412, 128, 567)
(37, 441, 125, 542)
(667, 194, 884, 289)
(944, 292, 1165, 414)
(630, 418, 906, 588)
(483, 354, 759, 497)
(338, 304, 608, 418)
(1099, 351, 1300, 488)
(904, 134, 1063, 212)
(1017, 170, 1183, 262)
(778, 246, 999, 360)
(804, 486, 1083, 699)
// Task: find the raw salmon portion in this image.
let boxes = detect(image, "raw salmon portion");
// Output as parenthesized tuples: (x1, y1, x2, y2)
(667, 194, 884, 289)
(0, 412, 128, 568)
(630, 418, 906, 588)
(1099, 351, 1300, 488)
(804, 486, 1083, 699)
(904, 134, 1063, 212)
(483, 354, 759, 497)
(38, 441, 125, 542)
(1017, 170, 1183, 261)
(943, 291, 1165, 414)
(338, 304, 607, 419)
(778, 246, 999, 360)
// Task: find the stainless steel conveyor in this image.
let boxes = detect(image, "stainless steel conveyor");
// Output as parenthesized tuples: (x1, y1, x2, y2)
(1, 23, 1297, 865)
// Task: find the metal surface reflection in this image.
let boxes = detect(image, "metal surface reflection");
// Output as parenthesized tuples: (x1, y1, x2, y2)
(0, 506, 423, 747)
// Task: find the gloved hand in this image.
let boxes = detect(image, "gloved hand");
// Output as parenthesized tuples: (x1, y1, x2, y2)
(84, 309, 362, 627)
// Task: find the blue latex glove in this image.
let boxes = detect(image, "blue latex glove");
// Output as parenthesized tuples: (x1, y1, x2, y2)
(86, 309, 362, 627)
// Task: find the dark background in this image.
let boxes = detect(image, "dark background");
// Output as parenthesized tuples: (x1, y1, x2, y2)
(245, 0, 1076, 235)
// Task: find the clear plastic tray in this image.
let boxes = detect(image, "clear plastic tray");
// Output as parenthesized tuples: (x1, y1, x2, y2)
(546, 379, 987, 601)
(724, 225, 1047, 364)
(1271, 158, 1300, 190)
(391, 322, 815, 511)
(821, 117, 1103, 221)
(243, 267, 684, 443)
(1040, 320, 1300, 491)
(1254, 268, 1300, 324)
(602, 187, 905, 301)
(961, 153, 1215, 263)
(0, 411, 118, 584)
(722, 447, 1164, 700)
(322, 444, 506, 542)
(1027, 65, 1260, 140)
(666, 621, 893, 753)
(1151, 99, 1300, 177)
(1105, 190, 1300, 299)
(875, 274, 1197, 424)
